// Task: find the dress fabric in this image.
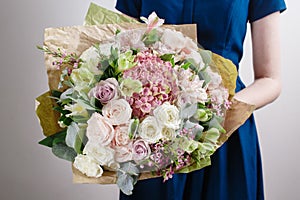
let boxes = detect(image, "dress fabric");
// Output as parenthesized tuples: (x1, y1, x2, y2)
(115, 1, 286, 199)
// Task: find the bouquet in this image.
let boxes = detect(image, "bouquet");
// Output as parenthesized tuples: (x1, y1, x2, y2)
(36, 3, 255, 195)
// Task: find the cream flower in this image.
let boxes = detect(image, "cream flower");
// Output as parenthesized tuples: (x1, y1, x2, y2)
(161, 126, 177, 140)
(138, 116, 162, 143)
(83, 142, 119, 169)
(73, 154, 103, 178)
(102, 99, 132, 125)
(153, 102, 180, 130)
(86, 112, 115, 146)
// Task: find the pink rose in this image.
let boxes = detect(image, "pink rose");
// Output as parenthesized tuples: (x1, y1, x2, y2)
(114, 125, 131, 146)
(89, 78, 119, 104)
(115, 144, 133, 163)
(132, 139, 151, 162)
(86, 112, 115, 146)
(102, 99, 132, 125)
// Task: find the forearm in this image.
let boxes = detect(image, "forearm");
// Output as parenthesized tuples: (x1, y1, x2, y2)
(234, 77, 281, 109)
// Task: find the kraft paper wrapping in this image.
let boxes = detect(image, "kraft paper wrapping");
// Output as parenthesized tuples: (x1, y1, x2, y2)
(36, 23, 255, 184)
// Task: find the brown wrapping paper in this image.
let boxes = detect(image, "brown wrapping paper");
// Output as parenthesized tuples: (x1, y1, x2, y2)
(36, 23, 255, 184)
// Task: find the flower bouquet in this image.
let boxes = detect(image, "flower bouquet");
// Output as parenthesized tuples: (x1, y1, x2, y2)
(36, 3, 255, 195)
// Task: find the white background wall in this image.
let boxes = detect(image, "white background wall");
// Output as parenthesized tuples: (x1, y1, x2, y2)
(0, 0, 298, 199)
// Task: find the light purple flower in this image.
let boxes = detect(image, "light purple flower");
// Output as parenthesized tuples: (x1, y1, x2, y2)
(132, 139, 151, 162)
(89, 78, 119, 104)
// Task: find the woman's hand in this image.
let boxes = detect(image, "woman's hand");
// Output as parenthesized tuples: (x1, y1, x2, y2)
(234, 12, 282, 109)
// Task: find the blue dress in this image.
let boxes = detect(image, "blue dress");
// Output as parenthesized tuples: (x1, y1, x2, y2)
(116, 1, 286, 199)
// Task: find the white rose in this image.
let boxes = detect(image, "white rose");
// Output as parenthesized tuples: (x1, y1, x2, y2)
(153, 102, 180, 130)
(73, 154, 103, 178)
(102, 99, 132, 125)
(138, 116, 162, 143)
(86, 112, 115, 146)
(161, 126, 177, 140)
(83, 142, 119, 169)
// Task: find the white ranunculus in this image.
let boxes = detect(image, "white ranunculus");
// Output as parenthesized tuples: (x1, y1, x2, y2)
(153, 102, 180, 130)
(86, 112, 115, 146)
(102, 99, 132, 125)
(83, 142, 118, 169)
(138, 116, 162, 143)
(73, 154, 103, 178)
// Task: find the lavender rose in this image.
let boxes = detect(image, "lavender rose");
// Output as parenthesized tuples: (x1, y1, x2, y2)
(89, 78, 120, 104)
(132, 139, 151, 162)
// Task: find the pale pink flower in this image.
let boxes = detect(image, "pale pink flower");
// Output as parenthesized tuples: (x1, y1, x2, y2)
(102, 99, 132, 125)
(114, 125, 132, 146)
(140, 12, 165, 33)
(175, 67, 208, 106)
(114, 144, 133, 163)
(86, 112, 115, 146)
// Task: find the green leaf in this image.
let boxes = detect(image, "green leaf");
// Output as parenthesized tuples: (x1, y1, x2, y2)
(52, 143, 77, 162)
(208, 115, 226, 134)
(38, 130, 67, 148)
(181, 62, 191, 70)
(128, 119, 139, 139)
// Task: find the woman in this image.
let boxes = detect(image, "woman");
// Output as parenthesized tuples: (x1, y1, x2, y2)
(115, 0, 286, 199)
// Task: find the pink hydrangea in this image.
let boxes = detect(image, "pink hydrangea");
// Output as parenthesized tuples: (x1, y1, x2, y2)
(123, 51, 179, 119)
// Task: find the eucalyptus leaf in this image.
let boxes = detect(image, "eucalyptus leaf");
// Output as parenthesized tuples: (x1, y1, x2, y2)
(66, 122, 80, 148)
(180, 103, 198, 119)
(199, 50, 212, 66)
(52, 143, 77, 162)
(117, 173, 135, 196)
(120, 162, 140, 176)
